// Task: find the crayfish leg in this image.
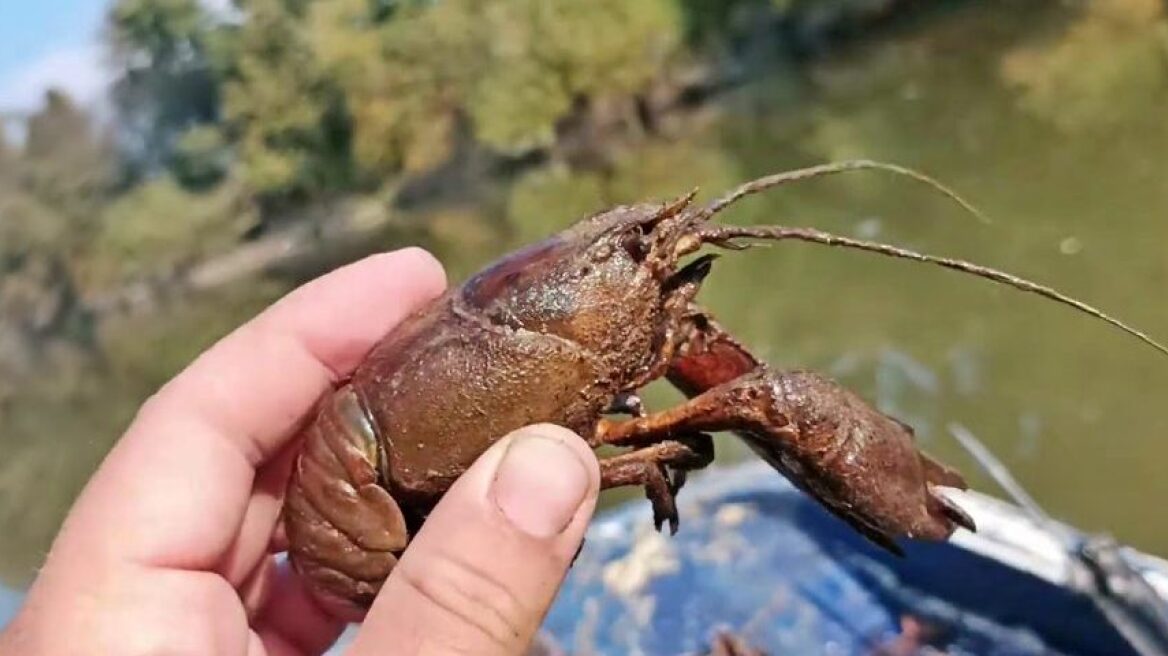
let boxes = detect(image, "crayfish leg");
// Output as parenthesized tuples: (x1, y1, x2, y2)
(702, 630, 768, 656)
(596, 435, 714, 534)
(657, 306, 975, 552)
(597, 364, 973, 553)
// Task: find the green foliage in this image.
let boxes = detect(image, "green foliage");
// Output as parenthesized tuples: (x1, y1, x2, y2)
(170, 125, 231, 190)
(0, 188, 68, 262)
(0, 129, 11, 165)
(604, 138, 742, 206)
(90, 0, 768, 208)
(83, 0, 940, 224)
(88, 177, 252, 285)
(676, 0, 768, 45)
(20, 90, 118, 231)
(306, 0, 685, 179)
(222, 0, 351, 201)
(505, 137, 742, 246)
(107, 0, 221, 174)
(464, 0, 685, 150)
(0, 90, 104, 361)
(108, 0, 208, 60)
(467, 57, 571, 151)
(305, 0, 471, 177)
(506, 165, 607, 243)
(515, 0, 684, 98)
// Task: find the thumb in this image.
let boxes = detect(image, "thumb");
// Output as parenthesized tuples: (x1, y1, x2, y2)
(348, 424, 600, 655)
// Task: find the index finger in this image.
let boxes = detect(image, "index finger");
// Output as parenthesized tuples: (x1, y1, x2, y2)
(152, 247, 446, 463)
(54, 248, 446, 570)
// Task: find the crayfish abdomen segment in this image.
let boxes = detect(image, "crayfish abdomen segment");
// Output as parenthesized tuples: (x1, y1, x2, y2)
(284, 385, 409, 611)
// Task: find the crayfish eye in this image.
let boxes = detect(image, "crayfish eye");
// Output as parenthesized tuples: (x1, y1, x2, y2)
(620, 230, 648, 261)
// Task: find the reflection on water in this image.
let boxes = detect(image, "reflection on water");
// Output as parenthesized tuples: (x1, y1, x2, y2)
(3, 0, 1167, 586)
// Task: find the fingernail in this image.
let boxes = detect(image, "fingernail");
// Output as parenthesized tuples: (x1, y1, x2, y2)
(491, 432, 590, 538)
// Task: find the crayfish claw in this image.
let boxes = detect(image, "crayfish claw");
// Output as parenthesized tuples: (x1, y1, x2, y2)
(920, 452, 968, 490)
(932, 488, 977, 533)
(839, 513, 906, 557)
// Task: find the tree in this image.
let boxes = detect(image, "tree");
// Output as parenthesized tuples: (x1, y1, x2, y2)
(305, 0, 470, 179)
(220, 0, 351, 203)
(89, 176, 249, 286)
(170, 125, 231, 190)
(305, 0, 685, 181)
(0, 124, 18, 196)
(466, 0, 685, 150)
(0, 127, 11, 170)
(21, 89, 118, 231)
(106, 0, 222, 177)
(0, 180, 68, 263)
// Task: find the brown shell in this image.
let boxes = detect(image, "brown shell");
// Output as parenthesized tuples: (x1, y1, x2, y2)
(284, 385, 408, 607)
(284, 210, 679, 610)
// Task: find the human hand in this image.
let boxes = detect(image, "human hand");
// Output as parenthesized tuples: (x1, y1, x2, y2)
(0, 248, 601, 655)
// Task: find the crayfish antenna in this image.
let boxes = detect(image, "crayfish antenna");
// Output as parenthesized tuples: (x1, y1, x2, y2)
(697, 224, 1168, 358)
(701, 159, 992, 226)
(946, 423, 1053, 527)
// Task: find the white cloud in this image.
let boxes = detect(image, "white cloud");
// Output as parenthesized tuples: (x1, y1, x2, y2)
(1, 0, 234, 116)
(0, 43, 112, 114)
(200, 0, 236, 17)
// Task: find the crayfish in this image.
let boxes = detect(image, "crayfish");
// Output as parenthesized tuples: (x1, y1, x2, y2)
(282, 161, 1168, 612)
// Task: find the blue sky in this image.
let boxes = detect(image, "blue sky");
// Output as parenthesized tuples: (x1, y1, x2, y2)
(0, 0, 111, 112)
(0, 0, 231, 113)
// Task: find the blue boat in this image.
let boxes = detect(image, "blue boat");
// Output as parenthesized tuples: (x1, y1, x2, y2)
(3, 459, 1167, 655)
(533, 459, 1168, 655)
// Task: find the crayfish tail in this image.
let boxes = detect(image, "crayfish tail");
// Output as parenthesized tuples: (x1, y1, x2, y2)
(283, 385, 409, 616)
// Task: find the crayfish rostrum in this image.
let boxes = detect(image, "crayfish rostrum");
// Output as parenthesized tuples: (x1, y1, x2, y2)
(282, 161, 1168, 612)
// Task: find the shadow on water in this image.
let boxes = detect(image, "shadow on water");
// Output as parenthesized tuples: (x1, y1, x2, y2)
(3, 0, 1168, 589)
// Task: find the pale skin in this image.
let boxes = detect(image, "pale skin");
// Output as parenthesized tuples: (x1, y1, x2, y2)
(0, 248, 600, 656)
